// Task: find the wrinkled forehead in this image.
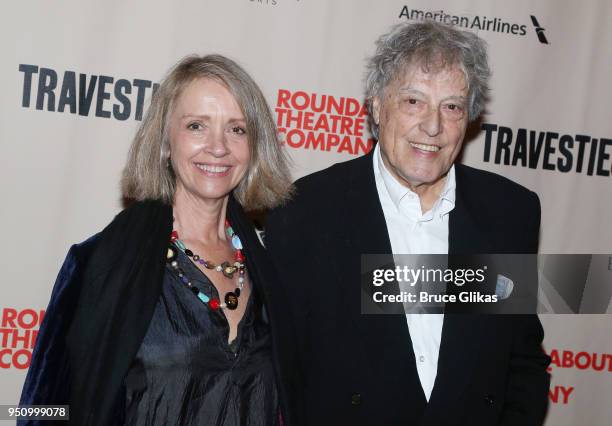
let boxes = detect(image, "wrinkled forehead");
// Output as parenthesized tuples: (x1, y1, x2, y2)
(385, 55, 468, 94)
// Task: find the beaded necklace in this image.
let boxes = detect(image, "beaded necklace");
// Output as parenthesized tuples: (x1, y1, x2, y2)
(166, 219, 246, 311)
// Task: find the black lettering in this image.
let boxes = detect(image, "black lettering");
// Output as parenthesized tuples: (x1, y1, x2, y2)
(481, 123, 497, 162)
(574, 134, 591, 173)
(95, 75, 113, 118)
(19, 64, 38, 108)
(133, 79, 152, 121)
(113, 79, 132, 121)
(557, 135, 573, 172)
(495, 126, 512, 165)
(36, 68, 57, 111)
(399, 6, 409, 19)
(543, 132, 558, 170)
(587, 138, 598, 176)
(79, 74, 98, 116)
(597, 138, 612, 177)
(58, 71, 77, 113)
(528, 131, 545, 169)
(519, 25, 527, 35)
(511, 24, 520, 35)
(512, 128, 527, 166)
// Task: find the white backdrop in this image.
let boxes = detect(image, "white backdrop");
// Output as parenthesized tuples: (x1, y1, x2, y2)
(1, 1, 611, 424)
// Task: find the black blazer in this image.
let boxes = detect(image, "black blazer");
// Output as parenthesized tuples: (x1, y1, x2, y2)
(265, 151, 550, 426)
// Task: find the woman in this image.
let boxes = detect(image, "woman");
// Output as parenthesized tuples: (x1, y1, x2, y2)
(19, 54, 295, 426)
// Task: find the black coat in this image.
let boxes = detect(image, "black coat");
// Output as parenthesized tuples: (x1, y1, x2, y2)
(265, 151, 551, 426)
(19, 197, 297, 426)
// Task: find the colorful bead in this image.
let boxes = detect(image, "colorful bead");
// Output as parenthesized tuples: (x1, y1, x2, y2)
(225, 292, 238, 310)
(209, 298, 221, 310)
(231, 235, 243, 250)
(198, 292, 210, 303)
(170, 219, 246, 311)
(166, 245, 178, 262)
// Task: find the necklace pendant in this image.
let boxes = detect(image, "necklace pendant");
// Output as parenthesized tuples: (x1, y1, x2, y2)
(221, 261, 236, 278)
(225, 292, 239, 310)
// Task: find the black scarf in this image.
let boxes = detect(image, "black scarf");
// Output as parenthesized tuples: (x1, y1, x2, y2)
(65, 200, 172, 425)
(65, 197, 268, 425)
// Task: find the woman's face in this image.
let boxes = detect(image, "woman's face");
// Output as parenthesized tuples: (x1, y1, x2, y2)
(168, 78, 250, 204)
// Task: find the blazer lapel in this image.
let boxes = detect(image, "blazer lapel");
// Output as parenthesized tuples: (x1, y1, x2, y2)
(342, 151, 427, 408)
(422, 165, 487, 420)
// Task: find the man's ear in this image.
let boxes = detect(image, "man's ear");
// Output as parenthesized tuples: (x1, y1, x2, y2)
(372, 97, 381, 125)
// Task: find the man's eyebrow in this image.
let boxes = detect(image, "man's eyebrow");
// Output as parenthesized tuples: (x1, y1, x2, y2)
(396, 88, 467, 102)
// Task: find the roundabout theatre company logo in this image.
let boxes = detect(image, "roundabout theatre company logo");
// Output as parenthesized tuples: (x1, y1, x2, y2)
(399, 7, 550, 45)
(275, 89, 374, 156)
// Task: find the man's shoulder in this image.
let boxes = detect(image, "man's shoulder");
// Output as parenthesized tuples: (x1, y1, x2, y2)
(292, 154, 371, 198)
(456, 163, 538, 204)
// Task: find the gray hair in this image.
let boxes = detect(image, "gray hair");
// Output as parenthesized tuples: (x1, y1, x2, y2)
(122, 54, 293, 211)
(365, 21, 490, 138)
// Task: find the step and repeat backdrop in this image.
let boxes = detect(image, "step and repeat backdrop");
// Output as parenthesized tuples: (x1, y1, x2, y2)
(1, 0, 611, 424)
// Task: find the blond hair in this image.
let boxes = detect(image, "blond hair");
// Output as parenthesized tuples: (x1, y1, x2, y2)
(122, 54, 293, 210)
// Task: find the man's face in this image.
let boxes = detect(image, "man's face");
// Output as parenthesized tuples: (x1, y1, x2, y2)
(373, 64, 469, 192)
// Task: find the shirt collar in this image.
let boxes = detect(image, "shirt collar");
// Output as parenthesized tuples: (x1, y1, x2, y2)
(373, 144, 456, 217)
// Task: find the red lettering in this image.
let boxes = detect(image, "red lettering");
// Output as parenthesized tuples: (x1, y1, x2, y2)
(305, 132, 325, 151)
(560, 386, 574, 404)
(291, 91, 309, 110)
(339, 117, 354, 135)
(1, 308, 17, 328)
(326, 134, 340, 151)
(0, 349, 11, 369)
(275, 108, 288, 127)
(302, 112, 315, 131)
(355, 137, 375, 155)
(575, 352, 590, 370)
(359, 102, 369, 117)
(548, 349, 560, 370)
(276, 89, 291, 108)
(12, 349, 31, 369)
(345, 98, 361, 116)
(562, 350, 574, 368)
(310, 93, 326, 113)
(313, 114, 330, 133)
(327, 96, 345, 115)
(17, 309, 39, 329)
(338, 136, 354, 155)
(0, 328, 11, 346)
(328, 115, 342, 133)
(353, 118, 365, 137)
(286, 129, 305, 148)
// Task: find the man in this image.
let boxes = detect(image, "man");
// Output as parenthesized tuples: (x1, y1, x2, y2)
(266, 21, 551, 425)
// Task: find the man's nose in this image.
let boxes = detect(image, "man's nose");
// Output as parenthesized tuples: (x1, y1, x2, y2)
(419, 108, 442, 137)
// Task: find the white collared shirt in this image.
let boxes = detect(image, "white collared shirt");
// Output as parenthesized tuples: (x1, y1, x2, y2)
(372, 144, 456, 401)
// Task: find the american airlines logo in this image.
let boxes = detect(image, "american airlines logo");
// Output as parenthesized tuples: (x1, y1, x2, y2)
(398, 8, 551, 45)
(530, 15, 549, 44)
